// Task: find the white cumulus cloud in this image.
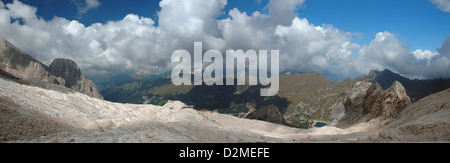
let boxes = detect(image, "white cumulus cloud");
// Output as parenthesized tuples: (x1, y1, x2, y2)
(412, 49, 439, 61)
(355, 32, 450, 79)
(0, 0, 448, 80)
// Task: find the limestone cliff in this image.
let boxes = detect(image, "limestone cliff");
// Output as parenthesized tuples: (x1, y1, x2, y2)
(0, 40, 102, 99)
(0, 40, 65, 85)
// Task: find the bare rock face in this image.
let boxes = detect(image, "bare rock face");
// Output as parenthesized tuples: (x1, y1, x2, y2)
(334, 81, 411, 128)
(49, 59, 103, 99)
(49, 59, 82, 86)
(0, 40, 102, 99)
(340, 81, 374, 123)
(246, 105, 291, 126)
(0, 40, 65, 85)
(380, 81, 411, 118)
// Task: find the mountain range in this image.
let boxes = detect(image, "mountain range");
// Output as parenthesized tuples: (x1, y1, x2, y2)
(3, 39, 447, 129)
(101, 68, 450, 128)
(1, 70, 449, 142)
(0, 40, 448, 142)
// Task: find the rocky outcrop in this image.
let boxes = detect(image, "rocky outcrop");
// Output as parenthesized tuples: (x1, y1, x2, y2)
(332, 81, 411, 128)
(246, 105, 291, 126)
(381, 81, 411, 118)
(377, 88, 450, 142)
(357, 69, 450, 103)
(0, 40, 102, 99)
(49, 59, 103, 99)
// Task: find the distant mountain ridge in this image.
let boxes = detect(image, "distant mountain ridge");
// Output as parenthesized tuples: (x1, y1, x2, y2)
(357, 69, 450, 102)
(0, 40, 103, 99)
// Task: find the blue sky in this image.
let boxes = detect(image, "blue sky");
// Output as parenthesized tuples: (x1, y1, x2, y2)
(1, 0, 449, 79)
(300, 0, 450, 52)
(1, 0, 162, 24)
(5, 0, 449, 51)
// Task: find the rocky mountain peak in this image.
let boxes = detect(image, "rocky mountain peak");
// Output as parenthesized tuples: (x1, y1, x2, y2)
(48, 58, 103, 99)
(0, 40, 102, 99)
(49, 58, 82, 87)
(50, 59, 82, 77)
(386, 81, 408, 98)
(333, 80, 411, 128)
